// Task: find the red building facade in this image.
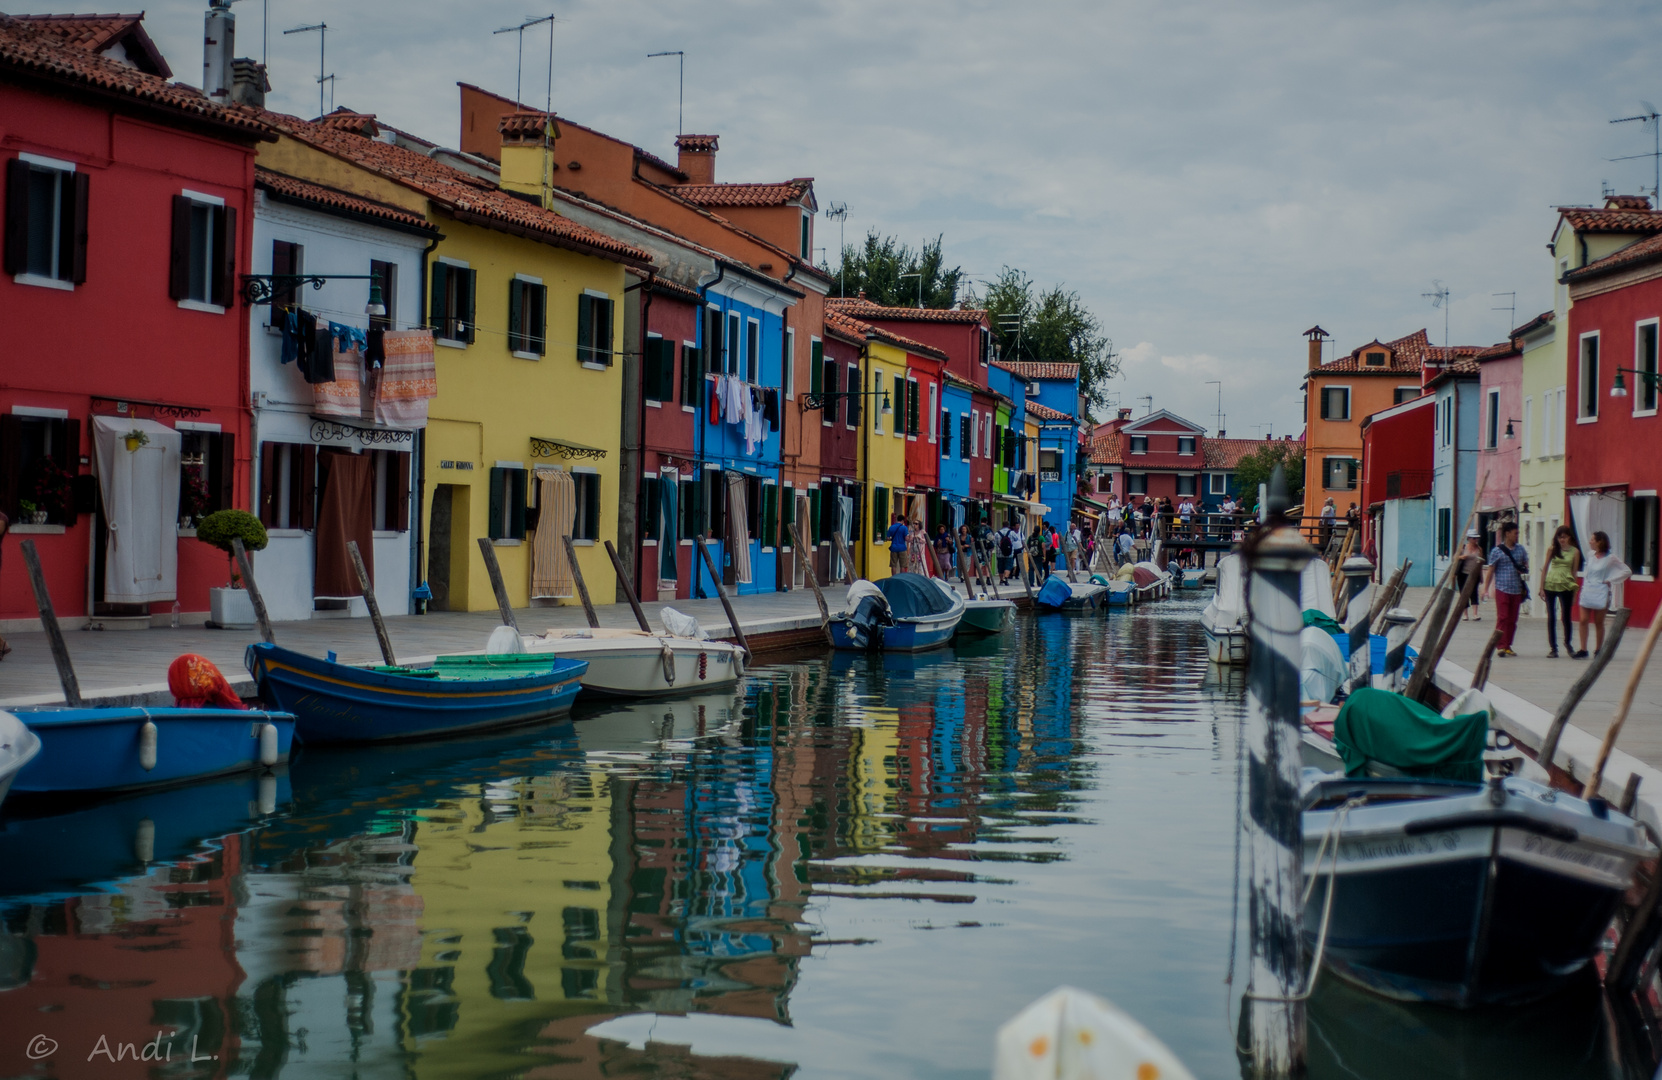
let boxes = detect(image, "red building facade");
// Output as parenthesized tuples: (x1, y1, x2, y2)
(1, 17, 267, 629)
(1563, 233, 1662, 628)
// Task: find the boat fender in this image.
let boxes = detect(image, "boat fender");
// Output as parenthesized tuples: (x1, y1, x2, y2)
(258, 772, 277, 815)
(697, 651, 708, 680)
(138, 718, 158, 771)
(134, 818, 155, 863)
(661, 643, 677, 685)
(258, 722, 280, 766)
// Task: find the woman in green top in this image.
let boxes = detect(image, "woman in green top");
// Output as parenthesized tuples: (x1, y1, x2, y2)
(1540, 526, 1580, 658)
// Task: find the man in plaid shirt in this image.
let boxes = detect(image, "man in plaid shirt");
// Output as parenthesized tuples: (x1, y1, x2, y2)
(1482, 522, 1529, 657)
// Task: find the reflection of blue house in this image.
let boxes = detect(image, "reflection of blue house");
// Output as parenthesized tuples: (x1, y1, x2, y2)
(693, 284, 793, 596)
(939, 374, 974, 524)
(995, 363, 1082, 531)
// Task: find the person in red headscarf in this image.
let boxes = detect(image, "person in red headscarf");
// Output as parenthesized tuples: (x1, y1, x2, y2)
(168, 654, 247, 709)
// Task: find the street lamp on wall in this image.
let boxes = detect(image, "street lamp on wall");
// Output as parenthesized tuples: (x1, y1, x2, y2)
(1503, 418, 1521, 440)
(1611, 366, 1661, 398)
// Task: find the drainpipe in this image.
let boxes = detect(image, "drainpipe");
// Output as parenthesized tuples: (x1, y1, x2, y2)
(623, 273, 655, 597)
(413, 232, 442, 605)
(861, 331, 877, 581)
(693, 261, 726, 598)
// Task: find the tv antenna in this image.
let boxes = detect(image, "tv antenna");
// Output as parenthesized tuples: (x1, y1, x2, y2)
(494, 16, 557, 207)
(646, 51, 684, 135)
(281, 22, 328, 119)
(824, 202, 848, 294)
(1422, 279, 1451, 348)
(1137, 395, 1153, 416)
(1609, 102, 1661, 206)
(1206, 380, 1222, 434)
(1492, 291, 1516, 338)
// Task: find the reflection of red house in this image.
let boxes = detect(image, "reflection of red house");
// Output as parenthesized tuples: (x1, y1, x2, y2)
(0, 16, 267, 626)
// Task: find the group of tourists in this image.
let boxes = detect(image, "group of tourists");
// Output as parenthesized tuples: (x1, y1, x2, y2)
(916, 517, 1098, 587)
(1457, 521, 1633, 660)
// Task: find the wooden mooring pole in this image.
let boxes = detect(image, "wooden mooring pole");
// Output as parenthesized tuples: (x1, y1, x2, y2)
(19, 539, 81, 705)
(561, 535, 601, 629)
(345, 540, 397, 668)
(475, 537, 522, 633)
(603, 540, 653, 633)
(787, 523, 832, 644)
(231, 538, 275, 644)
(1241, 489, 1314, 1077)
(694, 534, 751, 660)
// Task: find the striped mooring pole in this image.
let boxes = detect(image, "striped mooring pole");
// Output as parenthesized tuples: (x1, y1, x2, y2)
(1380, 608, 1416, 692)
(1340, 556, 1375, 694)
(1243, 522, 1317, 1077)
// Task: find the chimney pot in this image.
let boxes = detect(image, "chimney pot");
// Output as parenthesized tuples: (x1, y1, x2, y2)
(202, 1, 235, 103)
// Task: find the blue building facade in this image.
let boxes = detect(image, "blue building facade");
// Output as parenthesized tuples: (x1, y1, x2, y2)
(939, 376, 975, 527)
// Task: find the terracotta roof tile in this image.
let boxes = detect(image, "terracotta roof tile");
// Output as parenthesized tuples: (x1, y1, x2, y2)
(255, 167, 437, 233)
(674, 134, 718, 152)
(823, 309, 947, 360)
(942, 370, 978, 391)
(13, 11, 169, 76)
(827, 297, 988, 324)
(1090, 432, 1121, 465)
(1025, 400, 1073, 422)
(1556, 205, 1662, 235)
(498, 110, 554, 139)
(1315, 329, 1430, 375)
(1564, 230, 1662, 284)
(675, 179, 812, 208)
(316, 108, 381, 136)
(0, 13, 268, 136)
(256, 110, 653, 266)
(994, 360, 1080, 381)
(1202, 437, 1265, 470)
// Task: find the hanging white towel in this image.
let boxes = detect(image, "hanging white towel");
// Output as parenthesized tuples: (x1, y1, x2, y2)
(92, 416, 181, 604)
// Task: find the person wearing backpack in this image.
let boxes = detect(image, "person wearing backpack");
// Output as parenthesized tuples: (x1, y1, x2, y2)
(1481, 522, 1529, 657)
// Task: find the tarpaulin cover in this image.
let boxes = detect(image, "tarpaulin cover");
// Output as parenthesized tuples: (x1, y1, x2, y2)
(1037, 576, 1074, 608)
(1334, 687, 1488, 782)
(1303, 610, 1344, 636)
(878, 572, 956, 618)
(1132, 566, 1161, 587)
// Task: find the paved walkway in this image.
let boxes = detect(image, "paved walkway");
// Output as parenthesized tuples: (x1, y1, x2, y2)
(0, 591, 829, 707)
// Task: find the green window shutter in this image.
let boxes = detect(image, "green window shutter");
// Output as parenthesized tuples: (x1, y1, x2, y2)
(507, 280, 523, 353)
(810, 341, 823, 394)
(874, 486, 888, 542)
(577, 294, 593, 364)
(681, 345, 701, 404)
(763, 485, 777, 548)
(487, 467, 505, 540)
(532, 284, 547, 354)
(429, 262, 448, 335)
(643, 477, 660, 540)
(461, 269, 477, 344)
(509, 469, 527, 539)
(598, 298, 614, 365)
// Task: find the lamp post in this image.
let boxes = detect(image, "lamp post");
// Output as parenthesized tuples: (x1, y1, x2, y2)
(1611, 367, 1661, 399)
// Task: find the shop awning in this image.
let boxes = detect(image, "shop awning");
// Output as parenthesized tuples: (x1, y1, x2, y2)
(994, 494, 1051, 515)
(1075, 495, 1111, 513)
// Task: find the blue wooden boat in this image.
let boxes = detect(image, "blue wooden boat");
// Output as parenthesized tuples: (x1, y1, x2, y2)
(246, 642, 587, 744)
(1035, 573, 1108, 611)
(0, 711, 42, 807)
(8, 706, 293, 795)
(830, 574, 964, 652)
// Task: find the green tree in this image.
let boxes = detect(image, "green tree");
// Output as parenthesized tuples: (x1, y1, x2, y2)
(830, 232, 963, 308)
(1233, 442, 1306, 511)
(971, 267, 1118, 411)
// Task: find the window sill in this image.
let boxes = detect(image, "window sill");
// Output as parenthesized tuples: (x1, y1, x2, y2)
(372, 530, 404, 539)
(1633, 574, 1656, 583)
(436, 338, 469, 350)
(177, 298, 227, 315)
(13, 273, 73, 291)
(266, 528, 307, 538)
(1634, 409, 1658, 418)
(511, 350, 542, 361)
(177, 527, 197, 538)
(1577, 415, 1599, 424)
(11, 524, 65, 534)
(646, 400, 664, 409)
(642, 539, 657, 546)
(682, 405, 696, 414)
(571, 538, 596, 546)
(492, 538, 523, 547)
(580, 362, 610, 371)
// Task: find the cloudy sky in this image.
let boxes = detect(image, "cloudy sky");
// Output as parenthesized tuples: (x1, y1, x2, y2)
(114, 0, 1662, 436)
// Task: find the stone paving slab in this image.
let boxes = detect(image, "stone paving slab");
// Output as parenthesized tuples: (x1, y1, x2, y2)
(0, 591, 829, 707)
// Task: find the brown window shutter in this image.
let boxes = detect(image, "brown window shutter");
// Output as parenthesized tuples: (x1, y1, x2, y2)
(3, 158, 30, 276)
(0, 413, 21, 517)
(214, 431, 237, 510)
(57, 418, 81, 526)
(65, 171, 90, 284)
(212, 205, 236, 308)
(169, 194, 191, 300)
(391, 450, 410, 531)
(258, 441, 278, 525)
(299, 444, 317, 529)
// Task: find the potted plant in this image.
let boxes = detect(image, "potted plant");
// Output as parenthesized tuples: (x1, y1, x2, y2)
(195, 509, 268, 629)
(179, 467, 209, 530)
(17, 499, 44, 526)
(30, 458, 73, 526)
(123, 429, 150, 452)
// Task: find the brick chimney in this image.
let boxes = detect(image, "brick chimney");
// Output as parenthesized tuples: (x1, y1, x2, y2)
(675, 134, 718, 185)
(1118, 407, 1132, 421)
(1304, 325, 1329, 370)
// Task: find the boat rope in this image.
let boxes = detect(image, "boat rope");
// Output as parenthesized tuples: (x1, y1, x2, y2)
(1245, 795, 1365, 1004)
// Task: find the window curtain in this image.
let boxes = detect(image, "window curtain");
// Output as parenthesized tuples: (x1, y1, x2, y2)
(658, 469, 679, 583)
(313, 449, 375, 599)
(532, 467, 576, 599)
(726, 472, 753, 584)
(91, 416, 180, 604)
(1570, 491, 1629, 608)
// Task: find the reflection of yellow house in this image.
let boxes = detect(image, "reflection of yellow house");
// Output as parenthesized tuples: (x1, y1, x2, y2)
(863, 339, 910, 579)
(846, 708, 900, 853)
(400, 768, 619, 1075)
(257, 110, 653, 611)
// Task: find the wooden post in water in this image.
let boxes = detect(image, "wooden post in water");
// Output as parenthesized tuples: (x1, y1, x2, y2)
(19, 539, 81, 706)
(695, 534, 751, 660)
(1538, 608, 1631, 768)
(1406, 558, 1482, 704)
(787, 523, 832, 642)
(955, 535, 979, 598)
(1339, 556, 1375, 694)
(231, 537, 275, 644)
(1379, 608, 1416, 692)
(561, 535, 601, 629)
(831, 532, 858, 586)
(1241, 482, 1313, 1077)
(1581, 609, 1662, 800)
(346, 540, 397, 668)
(475, 537, 521, 634)
(603, 540, 653, 633)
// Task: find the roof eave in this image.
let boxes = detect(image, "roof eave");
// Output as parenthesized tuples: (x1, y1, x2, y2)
(444, 206, 653, 269)
(0, 64, 274, 143)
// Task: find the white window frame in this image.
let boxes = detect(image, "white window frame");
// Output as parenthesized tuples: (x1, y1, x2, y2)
(682, 339, 698, 413)
(905, 377, 920, 441)
(1485, 388, 1501, 449)
(873, 367, 885, 434)
(13, 153, 78, 291)
(1127, 471, 1148, 496)
(1322, 384, 1352, 422)
(1555, 386, 1567, 454)
(1578, 331, 1600, 422)
(1521, 395, 1532, 461)
(1177, 436, 1195, 455)
(1176, 473, 1197, 497)
(745, 316, 761, 384)
(1208, 472, 1227, 495)
(1635, 317, 1660, 418)
(1129, 434, 1147, 455)
(434, 255, 472, 349)
(928, 382, 939, 443)
(177, 188, 227, 313)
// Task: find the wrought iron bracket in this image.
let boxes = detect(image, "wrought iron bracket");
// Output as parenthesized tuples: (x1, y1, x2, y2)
(242, 273, 376, 306)
(531, 436, 608, 461)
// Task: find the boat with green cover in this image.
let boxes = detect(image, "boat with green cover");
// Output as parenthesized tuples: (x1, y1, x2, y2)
(957, 598, 1016, 636)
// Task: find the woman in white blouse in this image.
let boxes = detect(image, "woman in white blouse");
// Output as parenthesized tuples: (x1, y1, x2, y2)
(1574, 531, 1631, 658)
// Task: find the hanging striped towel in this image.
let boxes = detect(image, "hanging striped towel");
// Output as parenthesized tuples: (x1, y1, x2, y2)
(531, 467, 576, 599)
(726, 472, 753, 585)
(375, 329, 437, 429)
(312, 341, 363, 418)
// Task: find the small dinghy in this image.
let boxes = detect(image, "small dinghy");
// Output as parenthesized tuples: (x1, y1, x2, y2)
(1200, 553, 1247, 664)
(1130, 561, 1173, 600)
(1035, 573, 1108, 611)
(246, 642, 586, 744)
(831, 573, 964, 652)
(512, 623, 745, 699)
(957, 595, 1017, 636)
(0, 711, 43, 806)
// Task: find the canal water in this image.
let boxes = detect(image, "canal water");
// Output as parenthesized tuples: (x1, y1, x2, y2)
(0, 596, 1653, 1078)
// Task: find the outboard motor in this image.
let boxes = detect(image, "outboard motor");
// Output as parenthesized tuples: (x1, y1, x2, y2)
(845, 592, 892, 649)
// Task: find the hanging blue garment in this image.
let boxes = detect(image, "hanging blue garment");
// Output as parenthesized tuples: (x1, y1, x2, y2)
(329, 321, 369, 354)
(279, 307, 301, 366)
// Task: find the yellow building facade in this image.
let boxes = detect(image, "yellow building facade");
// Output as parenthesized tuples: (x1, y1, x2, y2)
(863, 339, 911, 578)
(256, 115, 652, 611)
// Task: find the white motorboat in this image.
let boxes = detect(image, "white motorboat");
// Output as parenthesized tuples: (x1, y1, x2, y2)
(0, 711, 41, 808)
(1200, 553, 1247, 664)
(525, 626, 745, 699)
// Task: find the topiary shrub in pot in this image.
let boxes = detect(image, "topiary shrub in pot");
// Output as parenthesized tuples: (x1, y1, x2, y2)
(195, 510, 268, 629)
